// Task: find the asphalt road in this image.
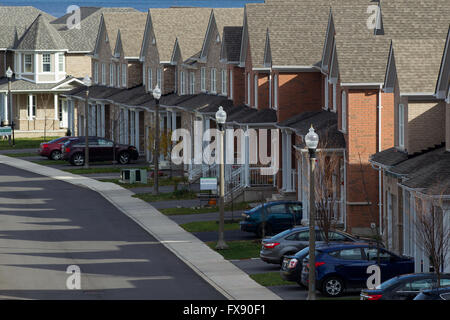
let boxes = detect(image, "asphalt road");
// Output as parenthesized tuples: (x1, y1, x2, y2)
(0, 163, 225, 300)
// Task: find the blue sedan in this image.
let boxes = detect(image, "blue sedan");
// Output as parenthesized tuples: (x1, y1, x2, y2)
(301, 243, 414, 297)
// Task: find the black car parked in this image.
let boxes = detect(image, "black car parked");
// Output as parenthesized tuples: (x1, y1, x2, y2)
(361, 273, 450, 300)
(414, 285, 450, 300)
(62, 136, 139, 166)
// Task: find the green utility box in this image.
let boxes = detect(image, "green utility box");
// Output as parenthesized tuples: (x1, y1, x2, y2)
(120, 168, 147, 184)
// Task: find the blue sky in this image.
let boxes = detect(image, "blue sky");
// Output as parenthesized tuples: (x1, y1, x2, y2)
(0, 0, 264, 17)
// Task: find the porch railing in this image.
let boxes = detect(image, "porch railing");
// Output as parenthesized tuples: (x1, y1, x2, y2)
(249, 167, 275, 187)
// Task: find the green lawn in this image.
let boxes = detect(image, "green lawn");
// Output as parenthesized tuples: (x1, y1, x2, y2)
(3, 152, 37, 157)
(206, 240, 261, 260)
(32, 159, 62, 165)
(99, 177, 185, 189)
(160, 202, 251, 215)
(180, 220, 241, 233)
(0, 136, 60, 150)
(132, 190, 197, 202)
(249, 272, 297, 287)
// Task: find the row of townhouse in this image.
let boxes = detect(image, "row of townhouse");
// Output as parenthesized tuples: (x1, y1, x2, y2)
(370, 30, 450, 273)
(0, 6, 139, 137)
(6, 1, 447, 270)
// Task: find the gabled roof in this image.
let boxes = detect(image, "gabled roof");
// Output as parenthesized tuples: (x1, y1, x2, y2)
(0, 6, 55, 49)
(221, 26, 243, 62)
(96, 11, 147, 57)
(200, 8, 243, 60)
(436, 26, 450, 98)
(335, 35, 391, 84)
(113, 15, 148, 59)
(14, 14, 67, 51)
(0, 75, 82, 92)
(144, 8, 212, 63)
(52, 7, 139, 53)
(389, 39, 446, 94)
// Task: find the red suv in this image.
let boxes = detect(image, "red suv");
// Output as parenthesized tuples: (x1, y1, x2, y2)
(38, 136, 72, 160)
(62, 136, 139, 166)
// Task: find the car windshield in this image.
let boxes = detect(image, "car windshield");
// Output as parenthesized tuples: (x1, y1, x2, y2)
(48, 137, 65, 144)
(295, 247, 309, 258)
(271, 229, 301, 240)
(376, 276, 401, 289)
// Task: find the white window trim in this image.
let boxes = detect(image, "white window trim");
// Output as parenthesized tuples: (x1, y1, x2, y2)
(101, 63, 106, 85)
(247, 73, 251, 105)
(94, 62, 99, 84)
(341, 91, 347, 133)
(180, 71, 185, 95)
(142, 64, 146, 86)
(201, 67, 206, 92)
(116, 64, 120, 87)
(122, 64, 127, 87)
(332, 82, 337, 112)
(190, 71, 195, 95)
(254, 74, 258, 108)
(398, 103, 405, 148)
(148, 68, 152, 91)
(42, 53, 51, 73)
(210, 68, 216, 94)
(324, 75, 329, 110)
(27, 95, 36, 119)
(58, 53, 65, 73)
(229, 69, 233, 99)
(109, 64, 114, 87)
(221, 70, 227, 95)
(24, 54, 33, 74)
(274, 74, 278, 110)
(157, 68, 162, 90)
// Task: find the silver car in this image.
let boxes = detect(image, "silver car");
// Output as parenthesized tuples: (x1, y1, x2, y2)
(260, 227, 371, 264)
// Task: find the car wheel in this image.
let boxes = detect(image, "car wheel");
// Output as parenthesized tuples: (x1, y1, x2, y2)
(118, 152, 130, 165)
(71, 153, 84, 166)
(256, 224, 272, 238)
(322, 276, 345, 297)
(50, 150, 62, 160)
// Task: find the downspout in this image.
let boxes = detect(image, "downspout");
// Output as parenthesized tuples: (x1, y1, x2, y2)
(378, 84, 383, 235)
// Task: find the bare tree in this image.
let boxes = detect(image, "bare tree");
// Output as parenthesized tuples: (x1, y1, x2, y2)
(414, 186, 450, 287)
(315, 146, 342, 244)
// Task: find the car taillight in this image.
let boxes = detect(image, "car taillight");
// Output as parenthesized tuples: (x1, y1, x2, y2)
(263, 242, 280, 249)
(65, 147, 70, 153)
(306, 262, 325, 268)
(42, 144, 49, 149)
(288, 258, 298, 269)
(367, 294, 382, 301)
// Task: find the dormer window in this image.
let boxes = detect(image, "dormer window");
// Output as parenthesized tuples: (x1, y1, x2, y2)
(42, 54, 51, 72)
(216, 34, 220, 43)
(58, 54, 64, 72)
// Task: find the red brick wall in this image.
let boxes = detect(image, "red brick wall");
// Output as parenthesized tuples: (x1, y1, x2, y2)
(229, 65, 245, 106)
(258, 73, 270, 109)
(276, 71, 323, 123)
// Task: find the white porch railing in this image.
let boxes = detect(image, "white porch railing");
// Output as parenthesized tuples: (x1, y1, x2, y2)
(225, 165, 244, 201)
(249, 167, 276, 187)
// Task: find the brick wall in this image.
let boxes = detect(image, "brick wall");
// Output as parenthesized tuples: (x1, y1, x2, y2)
(66, 53, 92, 78)
(127, 61, 143, 88)
(257, 73, 270, 109)
(406, 101, 446, 154)
(276, 71, 323, 123)
(228, 65, 245, 105)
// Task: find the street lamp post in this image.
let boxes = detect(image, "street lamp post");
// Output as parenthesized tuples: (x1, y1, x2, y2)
(215, 106, 228, 250)
(153, 85, 162, 195)
(305, 125, 319, 301)
(83, 75, 92, 169)
(6, 67, 14, 146)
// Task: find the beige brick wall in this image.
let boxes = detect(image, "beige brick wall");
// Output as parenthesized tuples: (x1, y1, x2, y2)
(66, 53, 92, 78)
(406, 101, 446, 154)
(93, 24, 113, 86)
(203, 22, 227, 96)
(14, 93, 60, 132)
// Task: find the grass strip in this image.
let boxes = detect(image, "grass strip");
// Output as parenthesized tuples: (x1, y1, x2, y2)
(249, 272, 297, 287)
(0, 137, 59, 150)
(4, 152, 37, 157)
(132, 190, 197, 202)
(160, 202, 251, 215)
(180, 220, 241, 233)
(206, 240, 261, 260)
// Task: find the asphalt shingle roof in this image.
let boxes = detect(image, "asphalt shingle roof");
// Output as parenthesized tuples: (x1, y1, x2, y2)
(0, 76, 81, 92)
(52, 7, 139, 53)
(370, 147, 409, 167)
(392, 39, 447, 94)
(14, 14, 67, 51)
(222, 26, 243, 62)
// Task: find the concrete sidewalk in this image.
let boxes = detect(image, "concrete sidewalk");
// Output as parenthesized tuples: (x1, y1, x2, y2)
(0, 155, 281, 300)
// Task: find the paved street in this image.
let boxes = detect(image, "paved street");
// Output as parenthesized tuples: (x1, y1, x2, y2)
(0, 163, 225, 300)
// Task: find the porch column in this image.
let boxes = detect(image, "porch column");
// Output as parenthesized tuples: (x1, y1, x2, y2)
(281, 131, 287, 190)
(54, 94, 59, 121)
(97, 105, 101, 137)
(285, 131, 293, 192)
(3, 94, 8, 125)
(135, 110, 140, 152)
(124, 109, 129, 145)
(101, 104, 105, 137)
(172, 110, 177, 130)
(244, 126, 250, 187)
(297, 158, 301, 201)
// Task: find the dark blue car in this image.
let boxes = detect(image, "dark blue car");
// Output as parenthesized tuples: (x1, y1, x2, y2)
(301, 243, 414, 297)
(239, 201, 302, 238)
